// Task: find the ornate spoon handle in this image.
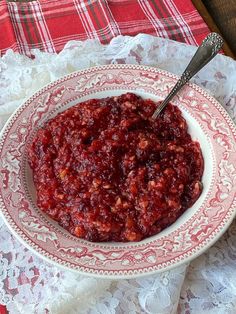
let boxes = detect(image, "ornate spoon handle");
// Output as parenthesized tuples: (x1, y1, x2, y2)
(152, 33, 224, 119)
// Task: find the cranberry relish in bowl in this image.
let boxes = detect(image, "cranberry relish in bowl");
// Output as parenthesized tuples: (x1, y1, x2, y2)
(1, 64, 235, 277)
(28, 93, 204, 242)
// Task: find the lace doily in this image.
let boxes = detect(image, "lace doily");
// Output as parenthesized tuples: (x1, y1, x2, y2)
(0, 34, 236, 314)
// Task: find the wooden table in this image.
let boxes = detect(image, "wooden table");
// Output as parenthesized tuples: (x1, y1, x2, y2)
(192, 0, 236, 59)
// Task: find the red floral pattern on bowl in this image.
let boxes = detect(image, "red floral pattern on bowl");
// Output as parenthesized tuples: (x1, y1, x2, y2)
(0, 64, 236, 278)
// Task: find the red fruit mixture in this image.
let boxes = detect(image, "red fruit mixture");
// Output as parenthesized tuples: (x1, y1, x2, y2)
(28, 93, 204, 242)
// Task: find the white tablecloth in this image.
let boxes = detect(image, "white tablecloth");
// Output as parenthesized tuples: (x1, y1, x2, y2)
(0, 34, 236, 314)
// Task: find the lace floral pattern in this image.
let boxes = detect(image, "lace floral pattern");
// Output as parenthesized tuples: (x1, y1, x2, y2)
(0, 34, 236, 314)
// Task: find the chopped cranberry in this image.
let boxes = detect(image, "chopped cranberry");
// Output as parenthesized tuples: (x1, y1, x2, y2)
(28, 93, 204, 242)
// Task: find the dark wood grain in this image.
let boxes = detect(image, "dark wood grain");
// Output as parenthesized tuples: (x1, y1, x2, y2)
(192, 0, 236, 59)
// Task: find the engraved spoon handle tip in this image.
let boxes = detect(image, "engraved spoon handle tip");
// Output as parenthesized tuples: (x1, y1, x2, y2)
(151, 33, 224, 119)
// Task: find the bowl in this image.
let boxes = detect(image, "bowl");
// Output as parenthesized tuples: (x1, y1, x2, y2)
(0, 64, 236, 278)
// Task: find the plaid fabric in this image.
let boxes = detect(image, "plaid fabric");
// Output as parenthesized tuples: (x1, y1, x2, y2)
(0, 0, 211, 57)
(0, 1, 211, 312)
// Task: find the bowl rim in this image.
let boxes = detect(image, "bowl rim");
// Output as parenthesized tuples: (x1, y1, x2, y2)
(0, 63, 236, 278)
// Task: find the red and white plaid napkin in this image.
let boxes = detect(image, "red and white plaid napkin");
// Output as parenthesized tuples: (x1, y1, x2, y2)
(0, 0, 211, 57)
(0, 1, 211, 312)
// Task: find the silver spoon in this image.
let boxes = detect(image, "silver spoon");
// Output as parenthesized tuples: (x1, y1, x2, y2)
(152, 33, 224, 119)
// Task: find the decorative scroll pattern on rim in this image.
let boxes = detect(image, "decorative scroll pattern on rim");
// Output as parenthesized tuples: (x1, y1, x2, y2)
(0, 64, 236, 278)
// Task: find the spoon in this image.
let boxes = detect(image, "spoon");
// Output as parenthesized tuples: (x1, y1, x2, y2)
(152, 32, 224, 119)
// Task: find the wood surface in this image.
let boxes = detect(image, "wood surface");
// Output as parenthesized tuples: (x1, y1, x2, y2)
(192, 0, 235, 59)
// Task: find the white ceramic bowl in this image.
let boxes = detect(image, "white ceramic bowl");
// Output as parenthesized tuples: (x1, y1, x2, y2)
(0, 64, 236, 278)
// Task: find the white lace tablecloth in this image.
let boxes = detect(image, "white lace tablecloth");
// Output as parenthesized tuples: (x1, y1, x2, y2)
(0, 34, 236, 314)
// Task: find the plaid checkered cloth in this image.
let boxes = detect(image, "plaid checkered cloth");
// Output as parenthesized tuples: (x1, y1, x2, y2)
(0, 0, 210, 57)
(0, 1, 211, 313)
